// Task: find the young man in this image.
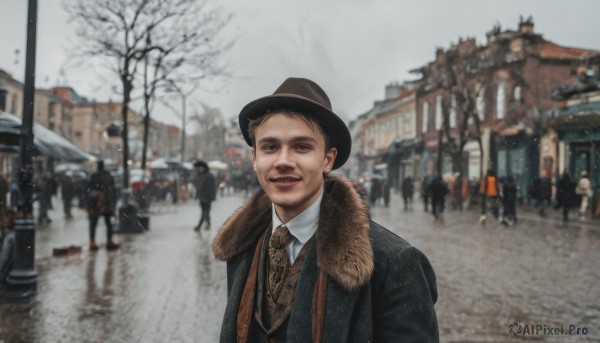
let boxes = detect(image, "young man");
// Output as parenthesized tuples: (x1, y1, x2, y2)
(212, 78, 438, 342)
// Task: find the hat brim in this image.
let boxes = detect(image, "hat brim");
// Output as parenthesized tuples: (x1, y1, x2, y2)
(239, 94, 351, 170)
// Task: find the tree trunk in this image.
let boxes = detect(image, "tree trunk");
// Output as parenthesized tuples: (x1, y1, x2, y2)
(141, 104, 151, 170)
(121, 74, 132, 189)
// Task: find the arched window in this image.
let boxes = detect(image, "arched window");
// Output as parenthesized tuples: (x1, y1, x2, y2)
(514, 85, 522, 102)
(422, 102, 429, 133)
(476, 85, 485, 120)
(435, 95, 442, 130)
(496, 81, 506, 119)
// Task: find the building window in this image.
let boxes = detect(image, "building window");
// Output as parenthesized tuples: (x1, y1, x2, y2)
(11, 94, 18, 114)
(514, 85, 522, 102)
(435, 95, 442, 130)
(422, 102, 429, 133)
(496, 81, 506, 119)
(450, 96, 457, 128)
(0, 89, 7, 111)
(476, 86, 485, 121)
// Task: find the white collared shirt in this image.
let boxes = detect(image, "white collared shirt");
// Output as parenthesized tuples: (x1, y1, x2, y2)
(272, 192, 322, 264)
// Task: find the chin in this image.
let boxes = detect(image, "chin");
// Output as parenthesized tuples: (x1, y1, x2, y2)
(269, 193, 301, 209)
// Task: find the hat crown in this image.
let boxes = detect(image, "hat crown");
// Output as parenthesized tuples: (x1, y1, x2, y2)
(273, 78, 332, 111)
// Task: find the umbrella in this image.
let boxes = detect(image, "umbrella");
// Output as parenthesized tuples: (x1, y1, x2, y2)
(0, 112, 95, 162)
(208, 160, 228, 170)
(55, 162, 85, 173)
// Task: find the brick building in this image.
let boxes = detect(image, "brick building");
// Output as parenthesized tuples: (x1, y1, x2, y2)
(411, 17, 600, 199)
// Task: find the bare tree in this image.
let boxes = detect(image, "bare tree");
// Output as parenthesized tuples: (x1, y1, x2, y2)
(65, 0, 230, 187)
(188, 103, 225, 161)
(431, 41, 485, 209)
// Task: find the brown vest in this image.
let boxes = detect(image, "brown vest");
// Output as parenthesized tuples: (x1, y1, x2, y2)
(255, 228, 313, 337)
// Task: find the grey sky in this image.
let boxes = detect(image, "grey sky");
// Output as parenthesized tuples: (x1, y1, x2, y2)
(1, 0, 600, 126)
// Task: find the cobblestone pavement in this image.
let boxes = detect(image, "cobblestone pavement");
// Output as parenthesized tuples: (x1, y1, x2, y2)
(1, 192, 599, 342)
(371, 195, 600, 343)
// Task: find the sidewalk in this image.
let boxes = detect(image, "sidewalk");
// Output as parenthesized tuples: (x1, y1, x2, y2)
(387, 191, 600, 230)
(515, 204, 600, 231)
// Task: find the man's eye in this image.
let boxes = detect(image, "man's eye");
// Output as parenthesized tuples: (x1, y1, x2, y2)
(262, 145, 277, 151)
(296, 145, 311, 151)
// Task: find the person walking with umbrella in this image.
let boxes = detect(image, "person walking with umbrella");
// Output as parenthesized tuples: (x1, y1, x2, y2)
(86, 161, 119, 251)
(576, 170, 592, 221)
(557, 170, 578, 221)
(193, 160, 217, 232)
(61, 170, 76, 219)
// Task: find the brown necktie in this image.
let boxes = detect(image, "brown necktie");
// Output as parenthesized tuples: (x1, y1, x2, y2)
(267, 225, 294, 302)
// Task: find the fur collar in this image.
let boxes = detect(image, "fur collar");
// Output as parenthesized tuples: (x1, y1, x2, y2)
(212, 175, 373, 291)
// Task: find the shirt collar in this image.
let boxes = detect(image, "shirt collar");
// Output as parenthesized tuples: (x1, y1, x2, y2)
(272, 191, 323, 244)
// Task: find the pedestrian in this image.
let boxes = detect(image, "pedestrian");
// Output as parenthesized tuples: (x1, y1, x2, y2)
(428, 175, 449, 224)
(556, 170, 578, 221)
(402, 176, 414, 210)
(537, 171, 552, 217)
(9, 179, 19, 209)
(0, 207, 16, 284)
(35, 172, 53, 225)
(576, 170, 592, 221)
(0, 174, 7, 210)
(422, 173, 434, 212)
(211, 77, 438, 342)
(382, 177, 391, 207)
(501, 175, 518, 225)
(193, 160, 216, 232)
(61, 170, 76, 219)
(479, 169, 500, 225)
(86, 161, 119, 251)
(0, 174, 7, 227)
(75, 173, 87, 209)
(369, 174, 383, 206)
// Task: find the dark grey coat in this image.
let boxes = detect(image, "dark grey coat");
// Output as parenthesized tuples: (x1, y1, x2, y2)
(212, 175, 438, 342)
(194, 171, 217, 202)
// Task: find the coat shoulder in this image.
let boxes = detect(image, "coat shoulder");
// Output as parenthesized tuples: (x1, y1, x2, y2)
(368, 221, 435, 279)
(368, 221, 412, 255)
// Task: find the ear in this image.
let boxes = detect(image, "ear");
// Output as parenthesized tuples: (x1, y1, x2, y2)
(252, 147, 257, 173)
(323, 147, 337, 173)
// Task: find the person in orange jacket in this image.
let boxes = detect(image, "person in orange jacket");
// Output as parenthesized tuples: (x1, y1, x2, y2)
(479, 169, 501, 224)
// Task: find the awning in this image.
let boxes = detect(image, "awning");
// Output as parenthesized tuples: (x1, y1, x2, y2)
(0, 112, 96, 162)
(387, 138, 415, 157)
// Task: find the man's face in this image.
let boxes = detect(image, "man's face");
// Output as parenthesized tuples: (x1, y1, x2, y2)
(252, 113, 337, 222)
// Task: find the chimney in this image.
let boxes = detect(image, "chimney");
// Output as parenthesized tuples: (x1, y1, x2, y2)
(385, 82, 402, 99)
(518, 15, 534, 34)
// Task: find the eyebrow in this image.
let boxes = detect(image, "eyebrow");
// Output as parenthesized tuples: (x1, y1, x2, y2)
(257, 136, 318, 144)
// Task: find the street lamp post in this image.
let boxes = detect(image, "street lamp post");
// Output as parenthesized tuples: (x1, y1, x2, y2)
(180, 92, 187, 164)
(6, 0, 38, 300)
(164, 82, 194, 164)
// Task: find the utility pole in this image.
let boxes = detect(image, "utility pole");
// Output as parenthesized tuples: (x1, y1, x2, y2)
(7, 0, 38, 301)
(180, 92, 187, 164)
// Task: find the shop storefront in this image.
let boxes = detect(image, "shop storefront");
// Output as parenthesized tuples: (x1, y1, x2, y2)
(546, 104, 600, 217)
(495, 129, 539, 202)
(385, 138, 416, 190)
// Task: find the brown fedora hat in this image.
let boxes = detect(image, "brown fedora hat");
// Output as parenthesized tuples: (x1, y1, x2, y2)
(239, 77, 351, 170)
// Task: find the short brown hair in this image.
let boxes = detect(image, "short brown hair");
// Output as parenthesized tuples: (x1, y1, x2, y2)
(247, 109, 333, 152)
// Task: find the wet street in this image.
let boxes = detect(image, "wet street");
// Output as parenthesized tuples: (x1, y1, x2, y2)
(1, 192, 599, 343)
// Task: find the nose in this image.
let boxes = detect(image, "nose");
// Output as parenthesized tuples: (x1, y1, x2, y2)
(273, 147, 294, 170)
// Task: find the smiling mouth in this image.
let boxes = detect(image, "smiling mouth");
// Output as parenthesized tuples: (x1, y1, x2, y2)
(271, 177, 301, 183)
